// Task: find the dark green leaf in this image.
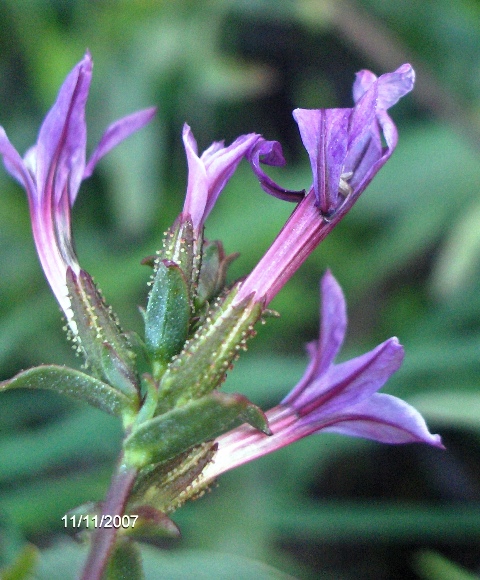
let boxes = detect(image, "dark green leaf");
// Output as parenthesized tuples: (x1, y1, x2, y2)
(0, 365, 137, 420)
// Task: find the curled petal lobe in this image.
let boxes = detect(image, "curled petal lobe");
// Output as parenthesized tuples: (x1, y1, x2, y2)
(352, 64, 415, 108)
(248, 138, 305, 202)
(182, 124, 281, 231)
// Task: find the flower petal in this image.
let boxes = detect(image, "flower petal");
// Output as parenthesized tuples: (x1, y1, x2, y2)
(352, 69, 378, 103)
(201, 133, 260, 217)
(0, 128, 36, 198)
(376, 64, 415, 110)
(293, 107, 351, 215)
(183, 126, 263, 230)
(291, 337, 404, 416)
(248, 138, 305, 202)
(353, 64, 415, 110)
(283, 270, 347, 404)
(36, 52, 92, 207)
(322, 392, 444, 447)
(83, 107, 157, 182)
(182, 123, 209, 229)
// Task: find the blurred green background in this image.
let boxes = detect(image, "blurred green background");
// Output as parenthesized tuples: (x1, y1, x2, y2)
(1, 0, 480, 578)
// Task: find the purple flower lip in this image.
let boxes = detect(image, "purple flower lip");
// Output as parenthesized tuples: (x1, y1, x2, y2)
(0, 52, 155, 323)
(195, 271, 443, 487)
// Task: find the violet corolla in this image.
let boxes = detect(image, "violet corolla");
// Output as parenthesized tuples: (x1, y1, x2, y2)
(181, 123, 297, 236)
(197, 271, 442, 485)
(0, 52, 156, 324)
(237, 64, 414, 306)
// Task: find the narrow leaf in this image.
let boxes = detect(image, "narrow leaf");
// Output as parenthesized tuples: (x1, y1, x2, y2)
(0, 365, 137, 419)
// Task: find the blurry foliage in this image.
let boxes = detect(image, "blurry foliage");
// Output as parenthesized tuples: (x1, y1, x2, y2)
(1, 0, 480, 578)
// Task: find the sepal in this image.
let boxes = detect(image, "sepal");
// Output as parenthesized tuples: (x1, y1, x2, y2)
(156, 215, 200, 297)
(156, 289, 262, 412)
(0, 365, 138, 421)
(195, 239, 239, 307)
(66, 268, 139, 398)
(128, 443, 216, 513)
(121, 506, 180, 539)
(144, 260, 190, 377)
(123, 391, 270, 468)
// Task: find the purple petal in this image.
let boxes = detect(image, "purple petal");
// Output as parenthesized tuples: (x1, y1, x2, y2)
(322, 393, 444, 447)
(282, 270, 347, 404)
(83, 106, 157, 183)
(353, 64, 415, 110)
(316, 270, 347, 372)
(182, 123, 209, 229)
(293, 108, 350, 215)
(352, 70, 377, 104)
(348, 110, 398, 201)
(36, 52, 92, 207)
(347, 80, 378, 159)
(0, 128, 36, 199)
(183, 126, 263, 230)
(201, 132, 260, 217)
(291, 338, 404, 416)
(376, 64, 415, 110)
(248, 138, 305, 202)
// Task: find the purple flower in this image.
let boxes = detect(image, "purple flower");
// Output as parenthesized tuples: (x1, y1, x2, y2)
(237, 65, 414, 305)
(182, 123, 294, 233)
(0, 52, 155, 322)
(198, 271, 442, 484)
(295, 64, 414, 217)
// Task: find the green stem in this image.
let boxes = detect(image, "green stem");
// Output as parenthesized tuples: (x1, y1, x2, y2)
(80, 453, 138, 580)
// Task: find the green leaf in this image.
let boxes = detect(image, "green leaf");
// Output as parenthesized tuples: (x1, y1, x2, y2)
(144, 259, 190, 373)
(105, 539, 144, 580)
(0, 407, 121, 485)
(35, 540, 295, 580)
(0, 365, 137, 420)
(124, 391, 269, 468)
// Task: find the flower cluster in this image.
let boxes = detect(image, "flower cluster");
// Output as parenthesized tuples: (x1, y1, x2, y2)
(0, 54, 442, 580)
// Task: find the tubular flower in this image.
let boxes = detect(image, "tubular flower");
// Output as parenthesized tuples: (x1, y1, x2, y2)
(181, 123, 297, 235)
(0, 52, 156, 322)
(198, 271, 443, 485)
(237, 64, 414, 305)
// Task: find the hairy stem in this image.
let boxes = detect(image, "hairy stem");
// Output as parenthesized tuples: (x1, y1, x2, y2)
(80, 453, 138, 580)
